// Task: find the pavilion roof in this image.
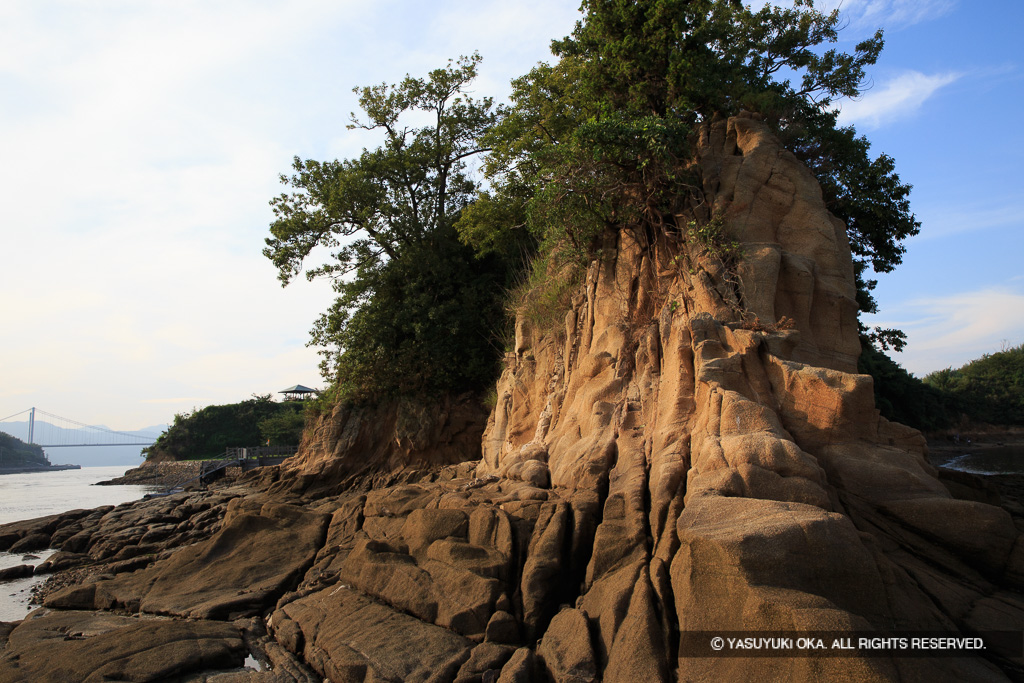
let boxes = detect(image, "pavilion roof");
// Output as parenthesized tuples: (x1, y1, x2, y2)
(279, 384, 316, 394)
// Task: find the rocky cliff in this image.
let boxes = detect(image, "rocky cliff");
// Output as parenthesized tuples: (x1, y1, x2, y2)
(2, 114, 1022, 682)
(275, 392, 489, 497)
(263, 113, 1024, 679)
(469, 113, 1024, 679)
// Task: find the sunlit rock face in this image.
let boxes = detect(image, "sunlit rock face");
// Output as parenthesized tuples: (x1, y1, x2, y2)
(273, 393, 490, 497)
(472, 114, 1024, 680)
(221, 114, 1024, 681)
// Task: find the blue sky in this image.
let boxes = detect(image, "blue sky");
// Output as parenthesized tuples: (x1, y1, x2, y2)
(840, 0, 1024, 375)
(0, 0, 1021, 430)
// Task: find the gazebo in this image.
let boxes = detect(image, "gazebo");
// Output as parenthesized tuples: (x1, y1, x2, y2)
(279, 384, 317, 401)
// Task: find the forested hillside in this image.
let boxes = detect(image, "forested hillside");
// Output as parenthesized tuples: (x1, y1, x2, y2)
(143, 395, 306, 461)
(925, 343, 1024, 426)
(0, 432, 47, 468)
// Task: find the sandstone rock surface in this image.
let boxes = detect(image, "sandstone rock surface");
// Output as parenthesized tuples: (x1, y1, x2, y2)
(0, 609, 245, 682)
(267, 393, 489, 498)
(46, 500, 328, 621)
(2, 115, 1022, 682)
(467, 114, 1024, 680)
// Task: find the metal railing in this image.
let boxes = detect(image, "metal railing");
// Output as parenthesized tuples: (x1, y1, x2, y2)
(149, 446, 298, 496)
(225, 445, 298, 460)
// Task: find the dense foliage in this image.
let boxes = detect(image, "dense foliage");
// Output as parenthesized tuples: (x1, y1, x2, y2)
(265, 56, 513, 403)
(0, 432, 47, 467)
(925, 344, 1024, 426)
(858, 340, 950, 431)
(267, 1, 922, 410)
(143, 396, 306, 461)
(458, 0, 918, 353)
(856, 342, 1024, 431)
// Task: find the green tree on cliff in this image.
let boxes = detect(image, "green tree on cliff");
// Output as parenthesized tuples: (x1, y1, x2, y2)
(0, 432, 47, 468)
(144, 396, 305, 460)
(264, 55, 511, 402)
(266, 1, 921, 413)
(458, 0, 918, 351)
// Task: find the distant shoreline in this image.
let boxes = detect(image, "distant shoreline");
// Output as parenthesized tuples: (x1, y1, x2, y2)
(0, 464, 81, 475)
(926, 426, 1024, 456)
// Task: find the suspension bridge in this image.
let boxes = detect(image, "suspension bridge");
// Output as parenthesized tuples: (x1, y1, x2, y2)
(0, 408, 159, 448)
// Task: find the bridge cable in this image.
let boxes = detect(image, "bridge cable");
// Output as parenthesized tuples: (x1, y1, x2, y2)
(0, 409, 31, 424)
(33, 409, 156, 441)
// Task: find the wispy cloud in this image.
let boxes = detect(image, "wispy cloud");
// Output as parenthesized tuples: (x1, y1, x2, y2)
(866, 287, 1024, 376)
(820, 0, 956, 30)
(915, 201, 1024, 240)
(837, 70, 960, 129)
(0, 0, 584, 431)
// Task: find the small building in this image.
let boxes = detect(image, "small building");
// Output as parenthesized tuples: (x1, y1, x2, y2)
(279, 384, 318, 401)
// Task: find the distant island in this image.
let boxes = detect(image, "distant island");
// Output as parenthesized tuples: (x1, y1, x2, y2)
(0, 431, 80, 474)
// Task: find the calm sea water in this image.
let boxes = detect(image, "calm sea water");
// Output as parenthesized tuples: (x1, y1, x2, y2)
(0, 465, 154, 525)
(928, 446, 1024, 476)
(0, 465, 156, 621)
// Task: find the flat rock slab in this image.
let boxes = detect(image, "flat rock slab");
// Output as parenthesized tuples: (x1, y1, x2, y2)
(272, 585, 473, 682)
(0, 609, 245, 682)
(47, 501, 329, 620)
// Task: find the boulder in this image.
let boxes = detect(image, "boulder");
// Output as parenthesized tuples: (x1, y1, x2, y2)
(47, 501, 328, 620)
(0, 565, 33, 581)
(537, 608, 598, 683)
(270, 585, 473, 682)
(496, 648, 537, 683)
(0, 609, 244, 682)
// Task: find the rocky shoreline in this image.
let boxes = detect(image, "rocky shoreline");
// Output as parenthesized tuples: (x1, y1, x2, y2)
(0, 464, 81, 475)
(97, 460, 209, 488)
(0, 454, 1019, 681)
(925, 431, 1024, 508)
(926, 427, 1024, 456)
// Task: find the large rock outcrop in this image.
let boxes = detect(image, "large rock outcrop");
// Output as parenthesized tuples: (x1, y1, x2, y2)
(4, 114, 1022, 682)
(267, 392, 489, 497)
(0, 611, 246, 682)
(469, 113, 1024, 680)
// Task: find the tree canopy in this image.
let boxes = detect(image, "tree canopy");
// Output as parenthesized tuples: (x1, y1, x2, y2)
(0, 432, 47, 468)
(925, 344, 1024, 426)
(265, 54, 497, 285)
(143, 396, 306, 461)
(267, 1, 923, 407)
(458, 0, 918, 351)
(264, 55, 511, 402)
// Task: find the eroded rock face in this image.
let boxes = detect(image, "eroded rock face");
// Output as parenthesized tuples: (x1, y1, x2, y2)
(4, 114, 1022, 682)
(265, 392, 489, 497)
(473, 114, 1024, 680)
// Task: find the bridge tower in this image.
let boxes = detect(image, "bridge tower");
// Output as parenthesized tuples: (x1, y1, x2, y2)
(27, 407, 35, 444)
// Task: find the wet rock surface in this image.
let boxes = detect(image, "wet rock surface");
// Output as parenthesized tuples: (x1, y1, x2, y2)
(1, 116, 1022, 681)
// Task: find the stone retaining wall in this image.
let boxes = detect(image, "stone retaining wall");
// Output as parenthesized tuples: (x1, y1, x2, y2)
(100, 460, 205, 487)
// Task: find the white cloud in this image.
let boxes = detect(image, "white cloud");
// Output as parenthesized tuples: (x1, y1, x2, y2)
(837, 70, 960, 129)
(866, 287, 1024, 376)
